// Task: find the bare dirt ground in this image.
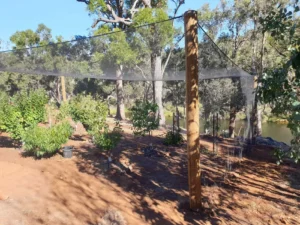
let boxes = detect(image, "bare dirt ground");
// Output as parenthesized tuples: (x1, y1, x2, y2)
(0, 119, 299, 225)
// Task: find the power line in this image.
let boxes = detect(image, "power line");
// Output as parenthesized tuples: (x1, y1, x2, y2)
(0, 15, 184, 54)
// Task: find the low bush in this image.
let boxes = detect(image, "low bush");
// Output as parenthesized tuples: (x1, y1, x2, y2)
(0, 90, 48, 140)
(70, 95, 108, 134)
(164, 130, 184, 146)
(130, 100, 159, 136)
(94, 122, 123, 152)
(23, 122, 73, 157)
(56, 102, 71, 121)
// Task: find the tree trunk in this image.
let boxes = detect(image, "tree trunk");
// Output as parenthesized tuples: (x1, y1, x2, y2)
(151, 53, 165, 126)
(116, 66, 126, 120)
(257, 106, 262, 136)
(255, 32, 266, 136)
(228, 78, 239, 138)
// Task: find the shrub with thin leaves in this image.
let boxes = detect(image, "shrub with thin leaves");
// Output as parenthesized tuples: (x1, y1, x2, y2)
(164, 130, 184, 146)
(23, 122, 73, 157)
(70, 95, 108, 134)
(94, 122, 123, 152)
(130, 100, 159, 136)
(56, 102, 71, 121)
(0, 89, 48, 140)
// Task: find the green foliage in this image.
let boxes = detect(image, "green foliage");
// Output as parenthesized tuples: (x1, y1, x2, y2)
(200, 79, 237, 119)
(56, 102, 71, 121)
(0, 90, 48, 140)
(0, 104, 24, 140)
(274, 147, 285, 165)
(164, 130, 184, 146)
(94, 27, 138, 67)
(130, 100, 159, 136)
(133, 8, 174, 53)
(86, 0, 107, 13)
(69, 95, 108, 134)
(15, 90, 49, 125)
(10, 29, 40, 48)
(23, 122, 73, 157)
(94, 122, 123, 151)
(258, 1, 300, 163)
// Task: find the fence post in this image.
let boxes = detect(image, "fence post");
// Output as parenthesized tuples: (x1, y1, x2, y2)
(61, 76, 67, 102)
(184, 10, 201, 209)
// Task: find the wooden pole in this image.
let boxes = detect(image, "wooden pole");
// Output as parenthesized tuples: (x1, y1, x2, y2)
(61, 76, 67, 102)
(184, 10, 201, 209)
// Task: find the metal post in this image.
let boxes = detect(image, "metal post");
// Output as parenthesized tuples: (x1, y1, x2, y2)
(185, 10, 201, 209)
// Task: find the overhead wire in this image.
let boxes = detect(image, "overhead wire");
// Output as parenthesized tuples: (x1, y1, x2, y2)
(0, 15, 184, 54)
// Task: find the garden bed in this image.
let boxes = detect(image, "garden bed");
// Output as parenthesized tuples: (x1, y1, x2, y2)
(0, 119, 299, 225)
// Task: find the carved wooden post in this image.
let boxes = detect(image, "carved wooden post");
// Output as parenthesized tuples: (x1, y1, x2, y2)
(185, 10, 201, 209)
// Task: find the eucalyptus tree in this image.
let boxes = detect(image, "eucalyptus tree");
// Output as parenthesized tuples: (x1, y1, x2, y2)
(93, 25, 137, 119)
(77, 0, 152, 120)
(77, 0, 184, 124)
(4, 24, 54, 96)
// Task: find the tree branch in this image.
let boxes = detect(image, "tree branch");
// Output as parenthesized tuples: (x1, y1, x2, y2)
(76, 0, 90, 4)
(162, 34, 184, 75)
(92, 2, 132, 28)
(141, 0, 151, 8)
(268, 42, 287, 58)
(172, 0, 185, 19)
(130, 0, 140, 17)
(136, 65, 150, 83)
(162, 0, 185, 75)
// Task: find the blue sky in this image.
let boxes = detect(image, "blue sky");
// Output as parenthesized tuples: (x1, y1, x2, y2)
(0, 0, 220, 50)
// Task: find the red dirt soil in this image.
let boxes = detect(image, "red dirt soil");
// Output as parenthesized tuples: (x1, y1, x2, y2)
(0, 119, 299, 225)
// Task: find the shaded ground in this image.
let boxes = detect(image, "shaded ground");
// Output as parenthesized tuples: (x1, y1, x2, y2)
(0, 120, 299, 225)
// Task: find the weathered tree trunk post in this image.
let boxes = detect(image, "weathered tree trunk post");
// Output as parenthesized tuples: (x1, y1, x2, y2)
(116, 65, 126, 120)
(184, 10, 201, 209)
(61, 76, 67, 102)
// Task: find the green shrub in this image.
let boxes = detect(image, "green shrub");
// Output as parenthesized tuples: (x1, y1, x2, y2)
(94, 122, 123, 152)
(1, 104, 24, 139)
(0, 92, 9, 130)
(0, 90, 48, 140)
(274, 147, 285, 165)
(164, 130, 184, 146)
(70, 95, 108, 134)
(130, 100, 159, 136)
(23, 122, 73, 157)
(14, 89, 48, 125)
(56, 102, 71, 121)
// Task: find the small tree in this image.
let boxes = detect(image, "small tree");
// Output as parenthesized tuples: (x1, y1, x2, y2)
(130, 100, 159, 137)
(0, 89, 48, 140)
(69, 94, 108, 134)
(94, 122, 123, 153)
(23, 121, 73, 157)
